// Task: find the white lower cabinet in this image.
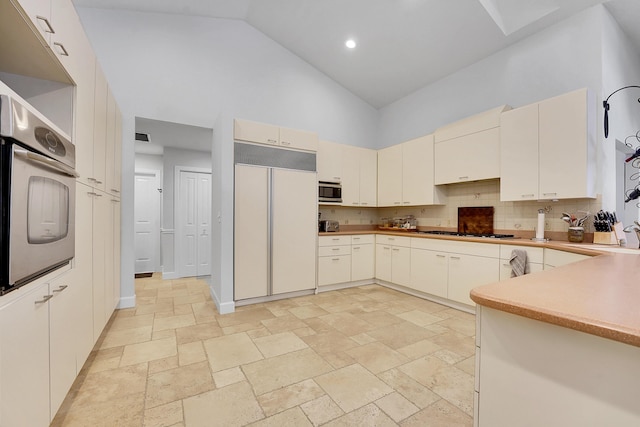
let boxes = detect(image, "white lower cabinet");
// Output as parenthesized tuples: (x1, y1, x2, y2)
(543, 248, 591, 270)
(410, 249, 448, 298)
(408, 238, 500, 306)
(0, 281, 51, 427)
(318, 234, 375, 286)
(351, 235, 375, 281)
(375, 236, 411, 287)
(499, 245, 544, 280)
(448, 254, 499, 306)
(0, 269, 82, 427)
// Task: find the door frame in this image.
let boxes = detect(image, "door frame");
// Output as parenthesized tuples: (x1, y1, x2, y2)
(133, 168, 162, 274)
(174, 165, 212, 279)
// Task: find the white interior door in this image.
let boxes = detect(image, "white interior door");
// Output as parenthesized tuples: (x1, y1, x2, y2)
(178, 170, 212, 278)
(134, 170, 160, 274)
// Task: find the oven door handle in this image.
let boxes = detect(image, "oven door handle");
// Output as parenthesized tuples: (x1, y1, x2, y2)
(14, 149, 79, 178)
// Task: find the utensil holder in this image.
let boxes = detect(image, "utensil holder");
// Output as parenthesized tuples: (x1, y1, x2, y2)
(593, 231, 618, 245)
(567, 226, 584, 243)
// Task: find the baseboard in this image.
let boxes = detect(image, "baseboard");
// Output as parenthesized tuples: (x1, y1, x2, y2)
(118, 294, 136, 309)
(161, 271, 179, 280)
(209, 285, 235, 314)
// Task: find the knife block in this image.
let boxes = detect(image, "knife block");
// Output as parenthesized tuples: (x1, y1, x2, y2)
(593, 231, 618, 245)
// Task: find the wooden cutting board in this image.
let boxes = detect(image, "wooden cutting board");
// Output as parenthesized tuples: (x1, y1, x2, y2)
(458, 206, 494, 235)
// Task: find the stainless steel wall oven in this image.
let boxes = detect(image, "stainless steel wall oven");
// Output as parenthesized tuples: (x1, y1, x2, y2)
(0, 94, 77, 295)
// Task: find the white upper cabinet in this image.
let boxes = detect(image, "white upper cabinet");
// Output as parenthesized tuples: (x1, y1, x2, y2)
(434, 105, 510, 185)
(377, 143, 403, 206)
(317, 140, 343, 182)
(500, 102, 540, 201)
(538, 88, 595, 199)
(12, 0, 54, 44)
(378, 135, 444, 207)
(500, 88, 596, 201)
(403, 134, 445, 206)
(234, 119, 318, 152)
(342, 145, 377, 207)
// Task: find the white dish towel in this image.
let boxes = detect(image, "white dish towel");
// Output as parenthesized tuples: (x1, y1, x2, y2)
(509, 249, 528, 277)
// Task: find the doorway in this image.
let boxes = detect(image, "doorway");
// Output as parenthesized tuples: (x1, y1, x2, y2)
(134, 169, 161, 275)
(176, 168, 212, 278)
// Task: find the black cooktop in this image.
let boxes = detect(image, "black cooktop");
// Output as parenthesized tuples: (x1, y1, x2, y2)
(419, 230, 515, 239)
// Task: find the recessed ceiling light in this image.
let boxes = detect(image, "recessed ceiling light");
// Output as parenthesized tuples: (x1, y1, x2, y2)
(345, 39, 356, 49)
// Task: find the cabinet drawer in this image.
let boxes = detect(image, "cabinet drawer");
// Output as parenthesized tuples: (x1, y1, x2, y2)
(318, 255, 351, 286)
(350, 234, 375, 245)
(499, 245, 544, 264)
(319, 245, 351, 256)
(376, 235, 411, 247)
(319, 235, 351, 246)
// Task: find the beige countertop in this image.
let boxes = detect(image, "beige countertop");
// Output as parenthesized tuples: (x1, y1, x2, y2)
(320, 229, 640, 347)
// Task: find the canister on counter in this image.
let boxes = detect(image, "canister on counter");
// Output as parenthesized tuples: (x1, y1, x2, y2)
(568, 226, 584, 243)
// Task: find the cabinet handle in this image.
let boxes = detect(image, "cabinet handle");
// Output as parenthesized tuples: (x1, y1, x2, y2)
(111, 199, 120, 203)
(502, 263, 510, 267)
(281, 141, 291, 146)
(361, 202, 367, 205)
(450, 256, 461, 260)
(111, 189, 120, 193)
(332, 238, 340, 241)
(383, 246, 390, 250)
(459, 176, 469, 180)
(394, 202, 401, 205)
(35, 295, 53, 304)
(333, 177, 341, 180)
(352, 202, 359, 205)
(36, 16, 55, 33)
(332, 258, 340, 261)
(403, 201, 411, 204)
(522, 194, 535, 198)
(543, 192, 557, 196)
(267, 139, 277, 144)
(353, 246, 360, 250)
(52, 285, 68, 293)
(53, 42, 69, 56)
(353, 237, 360, 240)
(388, 238, 395, 241)
(436, 254, 446, 258)
(392, 248, 400, 251)
(332, 248, 341, 251)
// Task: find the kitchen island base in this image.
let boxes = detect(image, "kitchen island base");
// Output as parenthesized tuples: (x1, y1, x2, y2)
(475, 306, 640, 426)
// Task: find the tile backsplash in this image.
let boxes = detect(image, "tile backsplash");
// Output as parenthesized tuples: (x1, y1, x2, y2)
(319, 179, 602, 234)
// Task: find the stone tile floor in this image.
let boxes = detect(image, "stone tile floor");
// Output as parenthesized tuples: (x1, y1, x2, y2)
(52, 275, 475, 426)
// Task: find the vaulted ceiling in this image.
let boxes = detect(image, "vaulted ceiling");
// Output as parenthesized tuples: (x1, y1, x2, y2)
(73, 0, 640, 108)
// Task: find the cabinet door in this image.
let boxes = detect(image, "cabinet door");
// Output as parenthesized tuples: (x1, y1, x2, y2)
(0, 281, 50, 427)
(434, 128, 500, 185)
(539, 88, 594, 199)
(92, 189, 109, 339)
(391, 246, 411, 287)
(234, 165, 269, 300)
(341, 145, 360, 206)
(448, 254, 499, 306)
(271, 169, 317, 294)
(377, 144, 403, 206)
(234, 119, 279, 145)
(279, 127, 318, 152)
(105, 90, 118, 196)
(410, 249, 448, 298)
(112, 197, 121, 307)
(351, 244, 374, 281)
(359, 148, 378, 207)
(49, 273, 77, 420)
(112, 103, 122, 195)
(375, 244, 392, 282)
(318, 255, 351, 286)
(317, 140, 343, 183)
(403, 135, 433, 206)
(12, 0, 53, 44)
(500, 103, 539, 201)
(75, 55, 97, 188)
(49, 0, 83, 75)
(74, 183, 95, 366)
(91, 65, 108, 191)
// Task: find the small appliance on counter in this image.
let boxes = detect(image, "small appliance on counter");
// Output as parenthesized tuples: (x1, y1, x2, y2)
(319, 220, 339, 232)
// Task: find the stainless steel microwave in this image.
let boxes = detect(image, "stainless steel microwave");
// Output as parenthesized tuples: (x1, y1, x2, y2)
(319, 181, 342, 203)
